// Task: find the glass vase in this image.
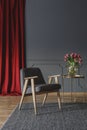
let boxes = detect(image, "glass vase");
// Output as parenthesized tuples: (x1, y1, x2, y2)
(67, 66, 78, 76)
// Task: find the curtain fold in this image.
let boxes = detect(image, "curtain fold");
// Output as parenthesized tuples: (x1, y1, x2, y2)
(0, 0, 25, 95)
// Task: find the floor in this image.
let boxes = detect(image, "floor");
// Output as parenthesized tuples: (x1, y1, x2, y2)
(0, 93, 87, 128)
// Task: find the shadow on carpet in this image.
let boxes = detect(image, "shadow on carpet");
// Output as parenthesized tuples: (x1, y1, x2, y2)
(1, 103, 87, 130)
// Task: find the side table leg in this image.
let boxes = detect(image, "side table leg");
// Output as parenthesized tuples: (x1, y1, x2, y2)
(62, 77, 64, 102)
(71, 78, 73, 102)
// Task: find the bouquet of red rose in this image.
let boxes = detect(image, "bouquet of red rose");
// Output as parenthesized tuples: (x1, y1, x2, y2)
(64, 52, 82, 67)
(64, 52, 82, 75)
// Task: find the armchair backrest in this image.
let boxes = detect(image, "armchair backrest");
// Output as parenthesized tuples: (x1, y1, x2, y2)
(20, 67, 46, 92)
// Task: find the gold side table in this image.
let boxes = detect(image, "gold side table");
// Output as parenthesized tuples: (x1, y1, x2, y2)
(62, 74, 85, 102)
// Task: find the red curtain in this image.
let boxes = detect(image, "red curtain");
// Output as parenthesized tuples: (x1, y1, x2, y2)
(0, 0, 25, 95)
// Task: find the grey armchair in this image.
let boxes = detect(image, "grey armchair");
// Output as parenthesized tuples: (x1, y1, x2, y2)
(19, 67, 61, 114)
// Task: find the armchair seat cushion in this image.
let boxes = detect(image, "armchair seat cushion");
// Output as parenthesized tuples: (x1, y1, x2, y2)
(27, 84, 61, 94)
(36, 84, 61, 92)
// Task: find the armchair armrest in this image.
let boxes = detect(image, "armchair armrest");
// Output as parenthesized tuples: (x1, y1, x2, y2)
(24, 76, 38, 93)
(24, 76, 38, 96)
(48, 74, 61, 78)
(24, 76, 38, 80)
(48, 74, 61, 84)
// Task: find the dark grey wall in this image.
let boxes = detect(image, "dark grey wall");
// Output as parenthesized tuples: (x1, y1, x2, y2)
(25, 0, 87, 92)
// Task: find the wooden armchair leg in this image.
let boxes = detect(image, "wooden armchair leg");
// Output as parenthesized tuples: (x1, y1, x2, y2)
(42, 93, 48, 106)
(31, 79, 37, 115)
(19, 79, 28, 110)
(57, 92, 61, 110)
(32, 91, 37, 115)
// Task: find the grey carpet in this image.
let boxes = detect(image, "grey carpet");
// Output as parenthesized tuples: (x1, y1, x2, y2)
(1, 103, 87, 130)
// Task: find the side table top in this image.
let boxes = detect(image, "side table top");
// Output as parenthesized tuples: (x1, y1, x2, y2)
(62, 74, 85, 78)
